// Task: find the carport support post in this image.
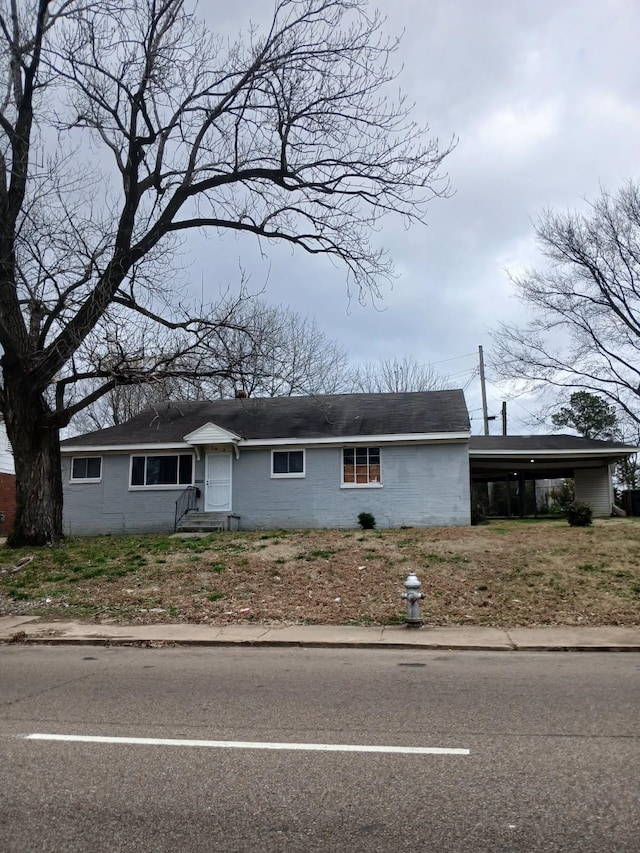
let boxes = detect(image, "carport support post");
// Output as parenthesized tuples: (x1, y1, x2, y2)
(518, 473, 526, 518)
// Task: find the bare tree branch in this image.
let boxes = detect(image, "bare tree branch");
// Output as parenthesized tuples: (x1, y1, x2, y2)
(349, 354, 450, 393)
(490, 180, 640, 430)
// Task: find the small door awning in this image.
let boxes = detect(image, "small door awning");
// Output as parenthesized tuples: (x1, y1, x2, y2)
(183, 422, 241, 446)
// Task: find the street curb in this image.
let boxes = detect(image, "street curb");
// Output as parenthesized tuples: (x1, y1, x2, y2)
(507, 645, 640, 653)
(4, 638, 511, 650)
(3, 634, 640, 652)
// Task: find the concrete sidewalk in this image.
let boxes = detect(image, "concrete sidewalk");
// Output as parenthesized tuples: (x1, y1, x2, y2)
(1, 615, 640, 651)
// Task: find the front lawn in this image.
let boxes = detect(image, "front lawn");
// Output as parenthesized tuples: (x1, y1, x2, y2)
(1, 519, 639, 627)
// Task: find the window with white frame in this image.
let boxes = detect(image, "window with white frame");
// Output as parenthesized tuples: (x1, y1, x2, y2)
(271, 449, 305, 478)
(71, 456, 102, 481)
(130, 454, 193, 487)
(342, 447, 381, 485)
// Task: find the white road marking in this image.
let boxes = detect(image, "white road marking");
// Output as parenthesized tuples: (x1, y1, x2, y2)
(24, 733, 469, 755)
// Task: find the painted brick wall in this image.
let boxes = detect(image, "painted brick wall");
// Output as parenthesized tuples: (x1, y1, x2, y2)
(62, 442, 471, 535)
(232, 443, 470, 529)
(62, 454, 186, 535)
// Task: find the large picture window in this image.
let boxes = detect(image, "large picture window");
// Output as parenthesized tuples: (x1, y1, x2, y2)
(130, 454, 193, 487)
(71, 456, 102, 481)
(342, 447, 381, 485)
(271, 449, 305, 478)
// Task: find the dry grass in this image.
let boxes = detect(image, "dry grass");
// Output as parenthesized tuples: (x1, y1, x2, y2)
(1, 518, 639, 627)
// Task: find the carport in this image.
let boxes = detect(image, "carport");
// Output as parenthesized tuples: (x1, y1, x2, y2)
(469, 435, 638, 518)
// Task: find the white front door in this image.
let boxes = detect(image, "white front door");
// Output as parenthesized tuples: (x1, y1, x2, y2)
(205, 452, 232, 511)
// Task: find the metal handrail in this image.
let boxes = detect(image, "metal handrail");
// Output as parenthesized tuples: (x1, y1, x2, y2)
(174, 485, 199, 530)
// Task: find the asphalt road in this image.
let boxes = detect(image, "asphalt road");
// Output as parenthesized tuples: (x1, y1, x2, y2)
(1, 646, 639, 852)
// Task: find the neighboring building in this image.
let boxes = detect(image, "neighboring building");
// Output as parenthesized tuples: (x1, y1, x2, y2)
(60, 391, 472, 535)
(60, 392, 638, 536)
(0, 418, 15, 535)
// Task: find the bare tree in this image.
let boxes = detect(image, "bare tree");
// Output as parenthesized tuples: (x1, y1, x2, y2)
(490, 181, 640, 429)
(0, 0, 453, 545)
(74, 297, 351, 430)
(63, 286, 263, 424)
(617, 448, 639, 490)
(202, 299, 350, 399)
(349, 354, 449, 393)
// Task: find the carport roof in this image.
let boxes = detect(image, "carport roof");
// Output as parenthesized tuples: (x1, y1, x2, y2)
(470, 434, 637, 454)
(469, 434, 638, 481)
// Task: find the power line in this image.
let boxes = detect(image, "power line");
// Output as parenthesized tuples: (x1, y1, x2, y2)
(428, 351, 477, 366)
(462, 373, 476, 392)
(446, 366, 479, 379)
(485, 377, 547, 426)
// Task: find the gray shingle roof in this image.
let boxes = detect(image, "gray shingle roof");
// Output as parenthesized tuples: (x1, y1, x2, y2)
(62, 390, 471, 447)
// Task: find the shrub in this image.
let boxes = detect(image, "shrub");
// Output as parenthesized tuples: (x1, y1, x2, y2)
(562, 501, 593, 527)
(357, 512, 376, 530)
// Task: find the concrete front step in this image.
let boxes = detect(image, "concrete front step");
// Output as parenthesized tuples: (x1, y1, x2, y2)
(176, 512, 240, 532)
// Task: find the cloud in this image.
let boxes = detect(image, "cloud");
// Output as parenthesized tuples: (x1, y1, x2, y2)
(476, 99, 561, 161)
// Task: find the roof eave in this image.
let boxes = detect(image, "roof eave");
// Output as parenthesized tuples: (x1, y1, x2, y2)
(61, 442, 191, 453)
(61, 430, 472, 453)
(242, 431, 471, 447)
(470, 447, 639, 460)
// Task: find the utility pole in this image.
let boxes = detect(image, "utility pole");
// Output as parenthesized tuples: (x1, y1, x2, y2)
(478, 345, 490, 435)
(502, 401, 507, 436)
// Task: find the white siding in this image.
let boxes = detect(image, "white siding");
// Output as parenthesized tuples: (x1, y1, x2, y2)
(574, 466, 613, 517)
(0, 422, 14, 475)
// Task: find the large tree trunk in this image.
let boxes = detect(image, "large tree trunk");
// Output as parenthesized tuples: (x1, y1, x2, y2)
(3, 373, 63, 547)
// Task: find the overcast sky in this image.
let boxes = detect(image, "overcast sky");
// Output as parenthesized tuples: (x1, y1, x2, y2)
(186, 0, 640, 434)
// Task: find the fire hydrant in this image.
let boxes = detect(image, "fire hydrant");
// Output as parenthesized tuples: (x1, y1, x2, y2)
(401, 572, 425, 628)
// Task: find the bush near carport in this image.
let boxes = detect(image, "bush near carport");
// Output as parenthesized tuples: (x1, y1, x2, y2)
(563, 501, 593, 527)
